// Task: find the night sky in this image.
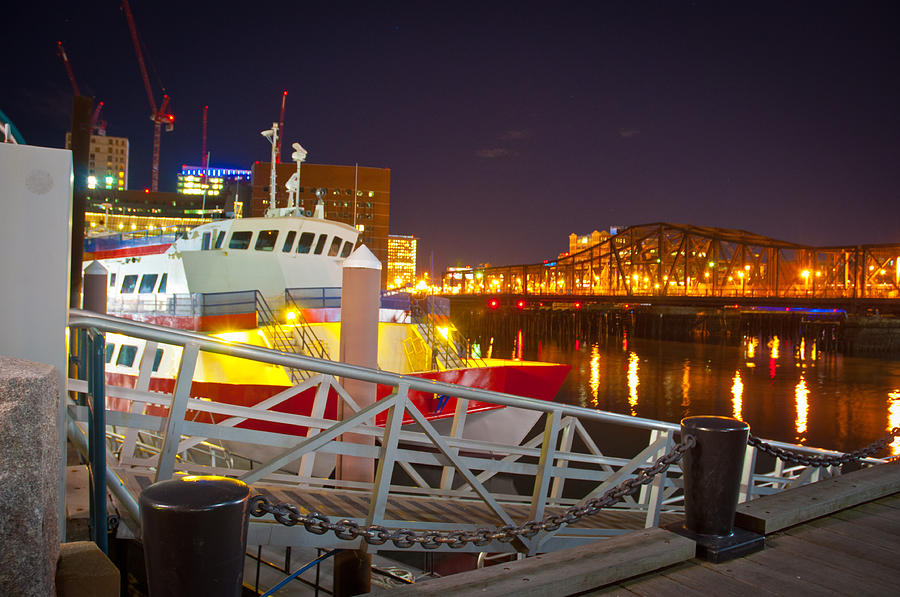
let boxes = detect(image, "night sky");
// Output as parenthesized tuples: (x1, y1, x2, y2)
(5, 1, 899, 273)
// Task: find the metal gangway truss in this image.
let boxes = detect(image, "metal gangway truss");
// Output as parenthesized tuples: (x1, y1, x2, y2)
(66, 310, 888, 555)
(444, 223, 900, 300)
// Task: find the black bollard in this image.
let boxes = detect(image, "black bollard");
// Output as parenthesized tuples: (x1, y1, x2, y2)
(667, 416, 764, 562)
(140, 475, 250, 596)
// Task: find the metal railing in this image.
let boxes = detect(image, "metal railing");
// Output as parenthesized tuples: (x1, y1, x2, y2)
(67, 309, 889, 554)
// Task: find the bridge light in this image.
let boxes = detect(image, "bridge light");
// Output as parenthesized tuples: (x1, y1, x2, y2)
(801, 270, 810, 279)
(708, 261, 715, 268)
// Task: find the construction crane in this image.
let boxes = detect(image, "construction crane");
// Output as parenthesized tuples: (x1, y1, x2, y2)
(120, 0, 174, 192)
(275, 91, 287, 163)
(56, 41, 107, 135)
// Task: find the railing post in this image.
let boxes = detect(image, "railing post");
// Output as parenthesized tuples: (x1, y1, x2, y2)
(140, 475, 250, 596)
(668, 416, 764, 562)
(87, 330, 108, 555)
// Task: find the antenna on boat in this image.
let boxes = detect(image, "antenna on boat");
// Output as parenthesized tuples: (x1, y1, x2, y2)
(314, 187, 326, 219)
(286, 142, 307, 211)
(261, 123, 279, 216)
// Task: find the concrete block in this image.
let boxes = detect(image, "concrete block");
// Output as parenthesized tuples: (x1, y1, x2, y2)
(56, 541, 120, 597)
(0, 356, 61, 597)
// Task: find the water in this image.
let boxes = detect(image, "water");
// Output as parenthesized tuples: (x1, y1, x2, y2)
(500, 331, 900, 456)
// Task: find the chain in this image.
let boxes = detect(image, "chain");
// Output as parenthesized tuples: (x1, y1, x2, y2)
(748, 427, 900, 467)
(249, 434, 695, 549)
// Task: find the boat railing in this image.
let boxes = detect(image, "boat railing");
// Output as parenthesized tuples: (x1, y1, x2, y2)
(285, 287, 342, 310)
(253, 292, 310, 384)
(67, 309, 887, 554)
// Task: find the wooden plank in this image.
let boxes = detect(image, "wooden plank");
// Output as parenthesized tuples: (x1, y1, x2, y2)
(616, 565, 710, 597)
(734, 461, 900, 534)
(700, 550, 845, 597)
(782, 516, 900, 563)
(660, 559, 780, 597)
(829, 502, 900, 536)
(764, 532, 900, 594)
(872, 492, 900, 509)
(367, 528, 696, 597)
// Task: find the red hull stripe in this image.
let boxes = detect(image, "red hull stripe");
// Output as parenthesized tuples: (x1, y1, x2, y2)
(89, 243, 172, 260)
(105, 363, 571, 437)
(115, 312, 258, 331)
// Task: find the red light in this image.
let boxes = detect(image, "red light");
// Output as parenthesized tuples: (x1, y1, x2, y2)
(144, 188, 149, 193)
(517, 300, 526, 309)
(489, 299, 499, 309)
(574, 302, 582, 309)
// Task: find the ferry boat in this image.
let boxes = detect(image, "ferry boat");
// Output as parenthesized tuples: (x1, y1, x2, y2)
(86, 139, 569, 456)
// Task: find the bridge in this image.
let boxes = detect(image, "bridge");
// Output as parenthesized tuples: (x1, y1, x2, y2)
(442, 223, 900, 308)
(59, 310, 899, 594)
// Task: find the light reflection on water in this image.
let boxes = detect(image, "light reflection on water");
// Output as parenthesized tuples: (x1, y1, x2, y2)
(731, 370, 743, 420)
(516, 330, 900, 454)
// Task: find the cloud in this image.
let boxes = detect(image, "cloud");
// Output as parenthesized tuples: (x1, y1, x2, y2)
(500, 129, 532, 141)
(618, 128, 640, 139)
(475, 148, 511, 159)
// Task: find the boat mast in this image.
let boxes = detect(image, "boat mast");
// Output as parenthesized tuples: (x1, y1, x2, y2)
(261, 123, 279, 216)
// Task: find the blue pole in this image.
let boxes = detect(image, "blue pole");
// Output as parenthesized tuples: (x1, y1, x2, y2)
(88, 331, 108, 554)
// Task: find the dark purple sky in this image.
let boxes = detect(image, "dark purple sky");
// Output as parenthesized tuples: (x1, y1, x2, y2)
(5, 1, 899, 273)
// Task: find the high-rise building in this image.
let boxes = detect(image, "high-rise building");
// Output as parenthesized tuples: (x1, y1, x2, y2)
(66, 132, 129, 191)
(177, 165, 251, 196)
(387, 235, 417, 289)
(251, 162, 391, 286)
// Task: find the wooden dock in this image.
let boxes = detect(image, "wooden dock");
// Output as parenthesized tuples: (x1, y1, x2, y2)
(370, 461, 900, 596)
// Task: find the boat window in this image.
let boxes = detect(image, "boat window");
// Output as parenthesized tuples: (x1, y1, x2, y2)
(109, 273, 116, 287)
(229, 231, 252, 249)
(313, 234, 328, 255)
(201, 232, 211, 250)
(214, 231, 226, 249)
(105, 343, 115, 363)
(152, 348, 164, 372)
(282, 231, 296, 252)
(158, 273, 168, 294)
(138, 274, 158, 294)
(121, 274, 138, 293)
(255, 230, 279, 251)
(328, 237, 343, 257)
(341, 241, 353, 258)
(116, 345, 137, 367)
(296, 232, 315, 254)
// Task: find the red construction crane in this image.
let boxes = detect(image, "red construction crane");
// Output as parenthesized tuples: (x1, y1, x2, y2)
(121, 0, 174, 192)
(56, 41, 80, 96)
(275, 91, 287, 163)
(57, 41, 107, 135)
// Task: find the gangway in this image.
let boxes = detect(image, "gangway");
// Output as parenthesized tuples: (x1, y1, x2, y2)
(67, 310, 890, 555)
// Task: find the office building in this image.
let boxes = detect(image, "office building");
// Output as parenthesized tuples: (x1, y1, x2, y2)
(387, 235, 417, 289)
(65, 132, 129, 191)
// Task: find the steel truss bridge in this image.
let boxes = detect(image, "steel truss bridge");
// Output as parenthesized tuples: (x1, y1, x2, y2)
(443, 223, 900, 303)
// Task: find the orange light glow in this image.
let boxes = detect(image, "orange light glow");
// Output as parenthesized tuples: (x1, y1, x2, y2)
(795, 375, 809, 438)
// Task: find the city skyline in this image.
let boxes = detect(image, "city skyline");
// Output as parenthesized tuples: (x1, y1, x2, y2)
(4, 1, 899, 273)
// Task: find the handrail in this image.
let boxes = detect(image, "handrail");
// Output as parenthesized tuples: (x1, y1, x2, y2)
(68, 308, 871, 460)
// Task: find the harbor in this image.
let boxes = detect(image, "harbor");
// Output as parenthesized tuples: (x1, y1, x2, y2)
(4, 3, 900, 596)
